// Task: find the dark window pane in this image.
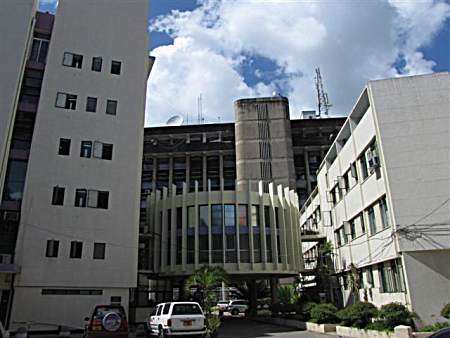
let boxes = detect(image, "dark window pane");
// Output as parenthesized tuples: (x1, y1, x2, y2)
(75, 189, 87, 207)
(58, 138, 71, 155)
(97, 191, 109, 209)
(106, 100, 117, 115)
(93, 243, 106, 259)
(52, 186, 65, 205)
(102, 143, 113, 160)
(80, 141, 92, 158)
(86, 97, 97, 112)
(92, 57, 102, 72)
(70, 241, 82, 258)
(46, 240, 59, 257)
(111, 60, 121, 75)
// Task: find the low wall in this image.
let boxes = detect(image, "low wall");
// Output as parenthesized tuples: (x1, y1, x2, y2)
(336, 325, 434, 338)
(306, 322, 337, 333)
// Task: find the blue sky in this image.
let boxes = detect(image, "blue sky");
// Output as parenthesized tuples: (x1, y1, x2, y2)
(39, 1, 450, 126)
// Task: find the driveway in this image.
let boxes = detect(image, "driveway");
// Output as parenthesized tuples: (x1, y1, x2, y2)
(218, 316, 336, 338)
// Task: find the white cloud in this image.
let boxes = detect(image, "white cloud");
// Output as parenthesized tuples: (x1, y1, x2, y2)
(147, 0, 450, 126)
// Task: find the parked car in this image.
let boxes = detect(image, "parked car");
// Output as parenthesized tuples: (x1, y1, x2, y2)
(429, 328, 450, 338)
(217, 300, 229, 313)
(226, 300, 249, 316)
(147, 302, 206, 337)
(84, 304, 128, 338)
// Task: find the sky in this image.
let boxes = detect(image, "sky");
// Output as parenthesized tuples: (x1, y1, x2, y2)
(39, 0, 450, 127)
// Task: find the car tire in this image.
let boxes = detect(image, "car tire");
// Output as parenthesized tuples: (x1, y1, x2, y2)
(231, 308, 239, 316)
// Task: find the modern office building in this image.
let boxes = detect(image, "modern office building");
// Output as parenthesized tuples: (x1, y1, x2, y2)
(132, 97, 345, 318)
(299, 72, 450, 326)
(0, 0, 151, 330)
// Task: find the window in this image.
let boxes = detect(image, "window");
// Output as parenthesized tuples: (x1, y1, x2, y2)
(29, 38, 49, 63)
(359, 154, 368, 180)
(106, 100, 117, 115)
(86, 97, 97, 112)
(70, 241, 83, 258)
(93, 243, 106, 259)
(367, 206, 376, 235)
(58, 138, 71, 156)
(52, 186, 65, 206)
(75, 189, 87, 207)
(350, 220, 356, 240)
(63, 52, 83, 68)
(46, 240, 59, 257)
(238, 204, 250, 263)
(97, 191, 109, 209)
(56, 92, 77, 110)
(80, 141, 92, 158)
(360, 213, 366, 234)
(251, 205, 260, 227)
(91, 57, 102, 72)
(380, 197, 389, 229)
(93, 141, 113, 160)
(111, 60, 122, 75)
(163, 303, 171, 315)
(199, 205, 209, 263)
(379, 260, 405, 293)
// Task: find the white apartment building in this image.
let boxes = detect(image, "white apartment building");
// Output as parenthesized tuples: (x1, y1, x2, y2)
(300, 72, 450, 326)
(0, 0, 151, 330)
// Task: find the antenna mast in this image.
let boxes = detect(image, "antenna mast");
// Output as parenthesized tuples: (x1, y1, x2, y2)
(315, 67, 332, 118)
(197, 93, 203, 124)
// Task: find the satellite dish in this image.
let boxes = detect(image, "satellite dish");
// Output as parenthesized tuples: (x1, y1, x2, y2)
(166, 115, 184, 126)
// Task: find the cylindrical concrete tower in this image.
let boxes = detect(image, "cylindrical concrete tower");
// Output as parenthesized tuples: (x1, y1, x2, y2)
(234, 96, 296, 192)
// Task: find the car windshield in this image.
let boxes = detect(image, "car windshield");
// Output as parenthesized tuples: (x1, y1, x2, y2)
(93, 306, 125, 319)
(218, 301, 228, 304)
(172, 304, 202, 315)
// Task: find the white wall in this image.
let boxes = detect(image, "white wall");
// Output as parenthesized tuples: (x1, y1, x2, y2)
(12, 0, 149, 328)
(0, 0, 37, 197)
(370, 72, 450, 252)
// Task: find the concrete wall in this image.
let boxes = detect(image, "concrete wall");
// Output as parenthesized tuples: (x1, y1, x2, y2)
(0, 0, 37, 199)
(235, 97, 296, 191)
(369, 73, 450, 252)
(403, 251, 450, 325)
(11, 0, 149, 329)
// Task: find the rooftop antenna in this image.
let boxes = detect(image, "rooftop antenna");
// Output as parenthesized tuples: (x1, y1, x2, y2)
(197, 93, 203, 124)
(315, 67, 332, 118)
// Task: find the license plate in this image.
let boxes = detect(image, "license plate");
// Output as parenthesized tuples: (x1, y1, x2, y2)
(183, 320, 192, 326)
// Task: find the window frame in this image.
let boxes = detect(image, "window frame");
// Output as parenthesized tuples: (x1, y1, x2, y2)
(93, 242, 106, 259)
(106, 99, 118, 115)
(45, 239, 59, 258)
(51, 186, 65, 206)
(62, 52, 83, 69)
(58, 138, 71, 156)
(91, 56, 102, 72)
(86, 96, 97, 113)
(69, 241, 83, 259)
(111, 60, 122, 75)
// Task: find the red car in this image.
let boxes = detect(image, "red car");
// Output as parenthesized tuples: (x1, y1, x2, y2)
(84, 304, 128, 338)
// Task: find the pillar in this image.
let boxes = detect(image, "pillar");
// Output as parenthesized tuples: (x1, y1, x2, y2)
(270, 277, 279, 305)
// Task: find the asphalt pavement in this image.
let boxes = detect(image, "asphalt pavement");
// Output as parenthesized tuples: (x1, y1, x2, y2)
(218, 316, 337, 338)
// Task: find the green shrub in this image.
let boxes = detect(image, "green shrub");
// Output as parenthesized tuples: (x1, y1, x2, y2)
(310, 303, 339, 324)
(366, 321, 389, 331)
(337, 302, 379, 328)
(441, 303, 450, 319)
(378, 303, 414, 330)
(420, 322, 450, 332)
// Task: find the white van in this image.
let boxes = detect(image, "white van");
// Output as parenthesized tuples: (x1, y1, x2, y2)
(147, 302, 206, 337)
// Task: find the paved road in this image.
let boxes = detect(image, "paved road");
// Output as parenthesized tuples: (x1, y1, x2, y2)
(218, 317, 336, 338)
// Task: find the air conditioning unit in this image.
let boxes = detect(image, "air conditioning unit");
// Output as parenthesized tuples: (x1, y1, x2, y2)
(326, 190, 334, 203)
(367, 152, 380, 170)
(0, 254, 12, 264)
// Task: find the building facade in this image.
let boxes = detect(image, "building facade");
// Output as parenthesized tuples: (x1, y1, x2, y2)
(0, 0, 151, 329)
(133, 97, 344, 318)
(299, 72, 450, 326)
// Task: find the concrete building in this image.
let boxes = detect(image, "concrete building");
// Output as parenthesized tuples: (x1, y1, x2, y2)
(132, 97, 344, 319)
(299, 72, 450, 326)
(0, 0, 151, 329)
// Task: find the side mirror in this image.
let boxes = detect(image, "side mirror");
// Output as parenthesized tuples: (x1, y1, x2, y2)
(84, 317, 90, 322)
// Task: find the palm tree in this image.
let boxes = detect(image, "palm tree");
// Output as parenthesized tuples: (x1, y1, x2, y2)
(184, 265, 227, 315)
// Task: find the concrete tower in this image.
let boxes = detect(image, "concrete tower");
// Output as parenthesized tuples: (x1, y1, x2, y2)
(234, 96, 296, 192)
